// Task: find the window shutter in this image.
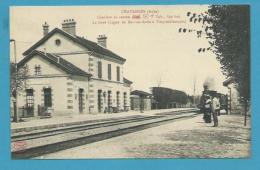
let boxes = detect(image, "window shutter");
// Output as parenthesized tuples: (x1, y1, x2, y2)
(44, 88, 52, 107)
(108, 64, 111, 80)
(117, 66, 120, 81)
(98, 61, 102, 78)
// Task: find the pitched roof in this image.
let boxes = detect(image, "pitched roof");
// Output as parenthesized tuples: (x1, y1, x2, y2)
(131, 90, 152, 97)
(18, 50, 91, 77)
(75, 36, 126, 62)
(23, 28, 126, 62)
(123, 77, 133, 84)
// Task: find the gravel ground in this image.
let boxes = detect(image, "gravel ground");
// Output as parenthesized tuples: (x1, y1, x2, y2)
(37, 114, 250, 159)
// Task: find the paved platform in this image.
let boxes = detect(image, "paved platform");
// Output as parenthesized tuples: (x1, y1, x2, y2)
(38, 114, 251, 159)
(11, 108, 196, 133)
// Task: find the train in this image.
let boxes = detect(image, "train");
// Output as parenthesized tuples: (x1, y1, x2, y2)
(199, 85, 228, 114)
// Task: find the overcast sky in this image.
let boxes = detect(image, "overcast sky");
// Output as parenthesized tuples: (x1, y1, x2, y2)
(10, 5, 228, 95)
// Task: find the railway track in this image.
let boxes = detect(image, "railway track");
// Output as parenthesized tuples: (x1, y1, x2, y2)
(12, 109, 200, 159)
(12, 115, 163, 142)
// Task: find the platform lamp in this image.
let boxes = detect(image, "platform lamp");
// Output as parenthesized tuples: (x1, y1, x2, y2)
(10, 39, 19, 122)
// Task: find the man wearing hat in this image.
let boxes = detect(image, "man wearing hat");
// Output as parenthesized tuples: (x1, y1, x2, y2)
(212, 93, 220, 127)
(204, 94, 212, 123)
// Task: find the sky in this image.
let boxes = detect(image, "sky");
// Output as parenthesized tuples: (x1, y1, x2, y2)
(10, 5, 228, 95)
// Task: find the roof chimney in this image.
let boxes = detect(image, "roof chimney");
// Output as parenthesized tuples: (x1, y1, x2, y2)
(42, 22, 49, 37)
(97, 34, 107, 48)
(61, 19, 76, 35)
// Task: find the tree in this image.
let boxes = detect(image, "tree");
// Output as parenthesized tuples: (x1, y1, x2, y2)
(10, 62, 29, 122)
(179, 5, 250, 119)
(10, 62, 29, 97)
(207, 5, 250, 103)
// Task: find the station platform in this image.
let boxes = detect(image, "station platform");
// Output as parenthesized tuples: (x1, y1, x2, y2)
(39, 114, 250, 159)
(11, 108, 197, 133)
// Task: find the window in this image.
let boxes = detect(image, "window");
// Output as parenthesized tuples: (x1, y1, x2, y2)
(103, 92, 106, 103)
(116, 66, 120, 81)
(55, 39, 61, 46)
(108, 64, 111, 80)
(97, 90, 102, 113)
(26, 89, 34, 108)
(108, 91, 112, 108)
(78, 88, 84, 113)
(98, 61, 102, 78)
(116, 91, 120, 108)
(34, 65, 41, 75)
(123, 92, 127, 108)
(25, 89, 34, 116)
(44, 88, 52, 107)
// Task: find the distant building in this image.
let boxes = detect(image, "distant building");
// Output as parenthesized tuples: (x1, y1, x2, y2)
(16, 19, 132, 117)
(151, 87, 188, 109)
(223, 78, 245, 114)
(130, 90, 152, 111)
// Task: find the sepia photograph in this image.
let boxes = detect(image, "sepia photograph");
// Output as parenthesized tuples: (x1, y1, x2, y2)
(9, 5, 250, 159)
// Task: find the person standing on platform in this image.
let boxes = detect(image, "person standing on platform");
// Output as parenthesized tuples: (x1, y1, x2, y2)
(212, 94, 220, 127)
(204, 95, 212, 123)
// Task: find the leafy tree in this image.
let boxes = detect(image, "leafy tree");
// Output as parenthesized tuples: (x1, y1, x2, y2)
(10, 62, 29, 98)
(10, 62, 29, 122)
(207, 5, 250, 103)
(179, 5, 250, 113)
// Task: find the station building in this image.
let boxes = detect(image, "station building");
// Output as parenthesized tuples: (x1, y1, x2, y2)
(16, 19, 132, 117)
(223, 78, 249, 115)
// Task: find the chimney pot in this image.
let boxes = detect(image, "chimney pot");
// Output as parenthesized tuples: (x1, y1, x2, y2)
(97, 34, 107, 48)
(42, 22, 49, 37)
(61, 19, 77, 35)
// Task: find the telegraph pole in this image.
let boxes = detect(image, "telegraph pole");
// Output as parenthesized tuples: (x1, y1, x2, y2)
(193, 77, 196, 107)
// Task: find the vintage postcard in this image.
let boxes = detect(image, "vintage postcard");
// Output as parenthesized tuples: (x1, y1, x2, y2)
(9, 5, 251, 160)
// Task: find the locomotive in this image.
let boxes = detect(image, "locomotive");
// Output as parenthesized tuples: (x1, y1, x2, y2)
(200, 85, 228, 118)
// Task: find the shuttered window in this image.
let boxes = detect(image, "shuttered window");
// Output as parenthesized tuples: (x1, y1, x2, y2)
(108, 64, 111, 80)
(44, 88, 52, 107)
(98, 61, 102, 78)
(116, 66, 120, 81)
